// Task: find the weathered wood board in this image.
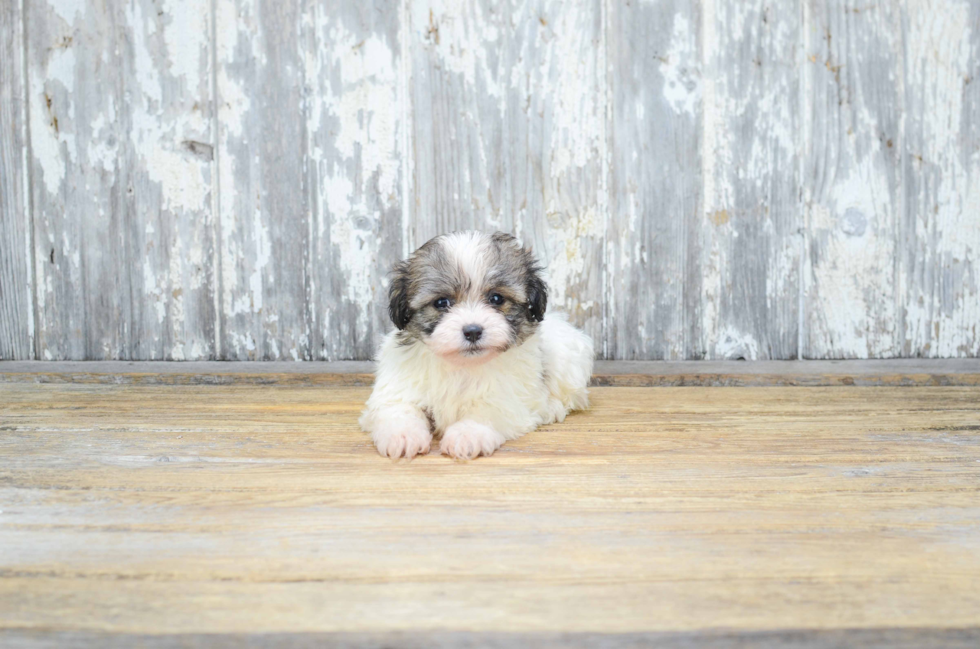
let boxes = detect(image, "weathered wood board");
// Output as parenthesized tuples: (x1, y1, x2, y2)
(214, 0, 404, 361)
(0, 0, 32, 360)
(25, 0, 217, 361)
(901, 0, 980, 358)
(304, 0, 405, 361)
(605, 0, 701, 360)
(701, 0, 802, 360)
(2, 1, 978, 360)
(1, 382, 979, 642)
(214, 0, 309, 361)
(803, 0, 905, 359)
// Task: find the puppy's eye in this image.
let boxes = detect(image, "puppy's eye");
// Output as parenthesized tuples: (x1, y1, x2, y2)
(488, 293, 505, 306)
(433, 297, 452, 310)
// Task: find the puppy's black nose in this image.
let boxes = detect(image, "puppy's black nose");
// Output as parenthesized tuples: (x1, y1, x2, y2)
(462, 325, 483, 342)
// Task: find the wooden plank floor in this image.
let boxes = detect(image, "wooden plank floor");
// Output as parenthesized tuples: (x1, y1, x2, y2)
(2, 380, 980, 647)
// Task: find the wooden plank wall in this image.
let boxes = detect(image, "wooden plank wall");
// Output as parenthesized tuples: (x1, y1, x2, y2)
(1, 0, 977, 361)
(0, 0, 33, 360)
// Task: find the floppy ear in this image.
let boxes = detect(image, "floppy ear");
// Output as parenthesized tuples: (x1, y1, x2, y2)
(526, 259, 548, 323)
(388, 262, 413, 330)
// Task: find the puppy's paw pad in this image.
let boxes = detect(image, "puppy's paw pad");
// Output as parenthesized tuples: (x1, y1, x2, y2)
(373, 427, 431, 459)
(440, 420, 504, 460)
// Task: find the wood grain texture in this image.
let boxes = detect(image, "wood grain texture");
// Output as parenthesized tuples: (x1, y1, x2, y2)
(605, 0, 701, 360)
(27, 0, 217, 360)
(0, 0, 33, 359)
(409, 0, 605, 344)
(304, 0, 404, 361)
(803, 0, 905, 358)
(215, 0, 310, 360)
(902, 0, 980, 357)
(1, 382, 979, 637)
(701, 0, 801, 360)
(216, 0, 403, 361)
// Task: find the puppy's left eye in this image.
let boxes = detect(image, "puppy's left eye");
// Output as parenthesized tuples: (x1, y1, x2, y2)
(488, 293, 505, 306)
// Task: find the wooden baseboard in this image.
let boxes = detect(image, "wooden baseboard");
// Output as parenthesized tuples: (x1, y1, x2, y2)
(591, 359, 980, 386)
(1, 359, 979, 386)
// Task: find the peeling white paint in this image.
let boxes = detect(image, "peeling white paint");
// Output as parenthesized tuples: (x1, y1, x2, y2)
(414, 0, 505, 102)
(542, 206, 601, 314)
(805, 1, 905, 359)
(163, 0, 209, 91)
(306, 8, 402, 355)
(247, 204, 270, 314)
(25, 0, 218, 360)
(47, 0, 86, 26)
(30, 78, 67, 196)
(216, 69, 250, 138)
(543, 0, 602, 178)
(143, 254, 167, 325)
(698, 0, 803, 359)
(327, 33, 399, 199)
(903, 0, 980, 357)
(30, 40, 78, 197)
(45, 45, 76, 94)
(661, 13, 699, 115)
(700, 0, 726, 357)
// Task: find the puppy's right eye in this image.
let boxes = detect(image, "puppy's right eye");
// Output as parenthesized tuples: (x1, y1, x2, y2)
(433, 297, 451, 310)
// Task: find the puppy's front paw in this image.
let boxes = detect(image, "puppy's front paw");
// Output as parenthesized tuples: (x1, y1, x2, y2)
(440, 420, 505, 460)
(372, 421, 432, 459)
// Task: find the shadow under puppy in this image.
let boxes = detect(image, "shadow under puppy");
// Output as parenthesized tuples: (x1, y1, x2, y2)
(360, 231, 594, 460)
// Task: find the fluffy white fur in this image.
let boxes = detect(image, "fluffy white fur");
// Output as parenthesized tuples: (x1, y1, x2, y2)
(360, 313, 594, 460)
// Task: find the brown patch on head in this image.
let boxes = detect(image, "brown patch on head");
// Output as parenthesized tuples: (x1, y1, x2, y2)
(483, 233, 547, 337)
(388, 235, 470, 341)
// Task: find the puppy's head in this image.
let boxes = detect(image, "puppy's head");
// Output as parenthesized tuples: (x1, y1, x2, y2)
(388, 231, 547, 365)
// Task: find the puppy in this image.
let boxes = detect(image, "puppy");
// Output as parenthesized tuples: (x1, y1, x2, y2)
(359, 231, 594, 460)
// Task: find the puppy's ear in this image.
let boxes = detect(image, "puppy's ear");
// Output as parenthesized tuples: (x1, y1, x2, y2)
(388, 262, 413, 330)
(525, 257, 548, 323)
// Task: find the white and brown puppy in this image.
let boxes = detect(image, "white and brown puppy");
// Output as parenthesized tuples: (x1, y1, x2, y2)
(360, 231, 594, 460)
